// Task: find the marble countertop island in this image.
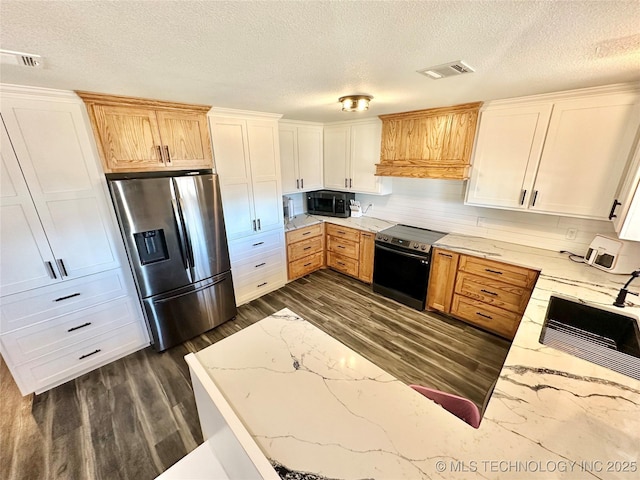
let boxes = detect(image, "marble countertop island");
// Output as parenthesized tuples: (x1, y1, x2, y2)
(192, 233, 640, 479)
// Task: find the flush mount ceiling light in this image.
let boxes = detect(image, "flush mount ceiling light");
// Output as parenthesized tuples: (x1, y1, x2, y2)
(339, 95, 373, 112)
(418, 60, 475, 80)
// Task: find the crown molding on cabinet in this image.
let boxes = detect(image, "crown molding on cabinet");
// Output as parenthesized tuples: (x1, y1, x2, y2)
(208, 107, 282, 120)
(0, 83, 82, 102)
(76, 91, 211, 112)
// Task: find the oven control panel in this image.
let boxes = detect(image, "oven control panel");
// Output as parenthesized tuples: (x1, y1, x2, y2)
(375, 233, 430, 252)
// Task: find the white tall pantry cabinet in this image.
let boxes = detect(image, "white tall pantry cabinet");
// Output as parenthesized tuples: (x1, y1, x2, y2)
(209, 109, 287, 306)
(0, 85, 149, 396)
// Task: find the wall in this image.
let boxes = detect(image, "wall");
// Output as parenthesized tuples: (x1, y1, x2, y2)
(355, 178, 618, 254)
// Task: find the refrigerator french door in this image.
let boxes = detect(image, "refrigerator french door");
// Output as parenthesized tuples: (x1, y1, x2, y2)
(108, 171, 237, 351)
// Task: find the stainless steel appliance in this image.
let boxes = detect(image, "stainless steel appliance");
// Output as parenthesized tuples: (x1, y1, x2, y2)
(307, 190, 355, 218)
(107, 170, 237, 351)
(372, 225, 447, 310)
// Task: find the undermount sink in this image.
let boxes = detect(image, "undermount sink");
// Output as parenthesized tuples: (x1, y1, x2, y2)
(539, 295, 640, 380)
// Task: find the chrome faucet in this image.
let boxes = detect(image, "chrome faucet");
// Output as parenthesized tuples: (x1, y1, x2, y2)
(613, 269, 640, 308)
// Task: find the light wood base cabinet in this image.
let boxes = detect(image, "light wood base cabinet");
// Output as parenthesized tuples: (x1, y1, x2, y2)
(286, 224, 324, 280)
(357, 232, 375, 283)
(325, 223, 375, 283)
(428, 248, 539, 339)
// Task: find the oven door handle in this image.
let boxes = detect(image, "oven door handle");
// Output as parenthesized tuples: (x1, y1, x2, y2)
(375, 243, 430, 261)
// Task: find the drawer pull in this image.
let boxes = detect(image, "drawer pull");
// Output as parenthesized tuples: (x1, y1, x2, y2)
(255, 262, 266, 268)
(302, 231, 311, 236)
(438, 253, 452, 258)
(303, 246, 312, 251)
(304, 262, 312, 267)
(252, 241, 264, 247)
(480, 289, 498, 296)
(476, 312, 493, 320)
(485, 269, 503, 275)
(337, 245, 345, 249)
(68, 322, 92, 333)
(337, 231, 346, 235)
(54, 292, 81, 302)
(79, 349, 101, 360)
(257, 282, 268, 288)
(337, 262, 346, 266)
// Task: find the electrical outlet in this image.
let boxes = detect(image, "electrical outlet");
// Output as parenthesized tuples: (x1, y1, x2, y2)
(566, 228, 578, 240)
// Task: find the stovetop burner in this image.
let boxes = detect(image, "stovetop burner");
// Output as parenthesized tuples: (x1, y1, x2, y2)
(375, 224, 447, 254)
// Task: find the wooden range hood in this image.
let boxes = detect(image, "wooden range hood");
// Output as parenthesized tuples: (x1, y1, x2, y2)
(375, 101, 482, 180)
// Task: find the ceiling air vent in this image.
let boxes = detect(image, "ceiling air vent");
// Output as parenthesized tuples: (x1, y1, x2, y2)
(418, 60, 475, 80)
(0, 49, 44, 68)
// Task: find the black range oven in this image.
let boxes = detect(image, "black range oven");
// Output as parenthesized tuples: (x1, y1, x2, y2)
(372, 225, 447, 310)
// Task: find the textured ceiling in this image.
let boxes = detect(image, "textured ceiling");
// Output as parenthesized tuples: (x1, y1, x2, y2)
(1, 1, 639, 122)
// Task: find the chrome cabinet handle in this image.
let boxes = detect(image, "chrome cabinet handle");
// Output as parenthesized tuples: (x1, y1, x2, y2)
(56, 258, 68, 277)
(156, 145, 164, 163)
(45, 261, 57, 279)
(164, 146, 171, 165)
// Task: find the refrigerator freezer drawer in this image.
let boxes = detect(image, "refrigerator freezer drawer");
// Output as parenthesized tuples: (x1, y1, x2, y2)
(143, 271, 237, 351)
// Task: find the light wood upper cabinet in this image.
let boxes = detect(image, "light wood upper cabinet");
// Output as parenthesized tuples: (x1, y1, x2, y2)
(466, 85, 640, 220)
(77, 92, 213, 173)
(376, 102, 482, 179)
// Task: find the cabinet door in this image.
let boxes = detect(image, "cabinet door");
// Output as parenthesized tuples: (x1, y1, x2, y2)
(531, 93, 640, 218)
(247, 120, 282, 233)
(357, 231, 375, 283)
(350, 121, 383, 194)
(613, 142, 640, 239)
(323, 125, 350, 190)
(296, 126, 323, 191)
(210, 118, 256, 239)
(1, 100, 121, 280)
(91, 104, 164, 171)
(156, 110, 213, 169)
(466, 104, 552, 209)
(0, 119, 60, 295)
(278, 125, 299, 194)
(426, 249, 459, 313)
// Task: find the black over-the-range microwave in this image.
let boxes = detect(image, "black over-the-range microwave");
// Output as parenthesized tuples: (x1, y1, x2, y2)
(307, 190, 355, 218)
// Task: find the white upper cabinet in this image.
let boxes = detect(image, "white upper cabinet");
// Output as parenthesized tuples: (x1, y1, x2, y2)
(0, 96, 121, 295)
(613, 142, 640, 241)
(279, 122, 323, 194)
(323, 119, 391, 195)
(465, 85, 640, 220)
(210, 112, 283, 240)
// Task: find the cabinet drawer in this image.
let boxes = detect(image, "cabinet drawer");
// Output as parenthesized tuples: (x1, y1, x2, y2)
(233, 270, 286, 304)
(327, 252, 359, 278)
(289, 252, 324, 280)
(9, 321, 148, 395)
(325, 223, 360, 242)
(1, 297, 141, 365)
(454, 272, 530, 314)
(288, 236, 323, 262)
(232, 250, 285, 278)
(229, 230, 284, 262)
(458, 255, 538, 289)
(450, 294, 520, 339)
(286, 223, 323, 244)
(1, 269, 131, 333)
(327, 236, 359, 260)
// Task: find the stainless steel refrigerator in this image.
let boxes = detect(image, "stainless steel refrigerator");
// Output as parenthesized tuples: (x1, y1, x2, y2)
(107, 170, 237, 351)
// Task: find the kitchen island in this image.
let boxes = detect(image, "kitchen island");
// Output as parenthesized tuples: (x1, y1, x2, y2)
(185, 233, 639, 479)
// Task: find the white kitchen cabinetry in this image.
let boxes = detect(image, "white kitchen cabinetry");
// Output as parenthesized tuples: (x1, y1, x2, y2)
(466, 85, 640, 220)
(612, 142, 640, 241)
(209, 110, 287, 305)
(279, 121, 323, 194)
(323, 119, 391, 195)
(0, 85, 148, 396)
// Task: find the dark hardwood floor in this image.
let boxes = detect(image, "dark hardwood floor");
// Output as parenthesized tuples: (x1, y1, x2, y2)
(1, 269, 510, 480)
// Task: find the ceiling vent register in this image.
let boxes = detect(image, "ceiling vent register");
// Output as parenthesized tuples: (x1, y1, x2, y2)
(0, 49, 44, 68)
(418, 60, 475, 80)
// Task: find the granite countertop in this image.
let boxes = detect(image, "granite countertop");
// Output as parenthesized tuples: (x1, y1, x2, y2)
(195, 234, 640, 479)
(284, 214, 395, 233)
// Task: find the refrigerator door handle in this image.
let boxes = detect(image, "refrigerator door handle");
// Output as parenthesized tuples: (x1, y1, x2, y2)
(172, 179, 196, 278)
